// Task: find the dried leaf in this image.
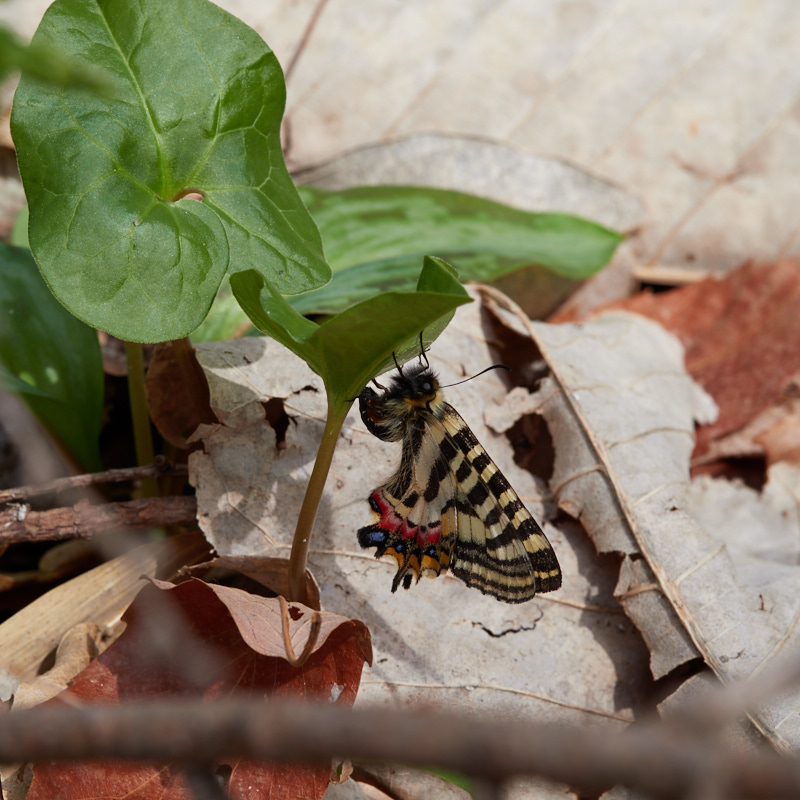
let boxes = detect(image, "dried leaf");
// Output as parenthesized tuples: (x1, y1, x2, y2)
(11, 622, 103, 711)
(352, 764, 471, 800)
(483, 287, 800, 751)
(657, 672, 764, 751)
(687, 464, 800, 593)
(0, 532, 210, 683)
(186, 555, 321, 611)
(189, 289, 653, 788)
(145, 339, 217, 449)
(615, 557, 697, 680)
(604, 261, 800, 461)
(27, 578, 372, 800)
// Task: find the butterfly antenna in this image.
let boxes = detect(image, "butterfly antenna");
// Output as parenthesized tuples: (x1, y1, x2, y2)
(440, 364, 511, 389)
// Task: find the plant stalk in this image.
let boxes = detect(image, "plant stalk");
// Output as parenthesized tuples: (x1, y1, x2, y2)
(287, 399, 351, 604)
(124, 341, 158, 498)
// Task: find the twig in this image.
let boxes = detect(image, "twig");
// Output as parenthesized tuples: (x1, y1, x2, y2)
(0, 458, 187, 504)
(283, 0, 330, 83)
(0, 496, 198, 544)
(0, 700, 797, 799)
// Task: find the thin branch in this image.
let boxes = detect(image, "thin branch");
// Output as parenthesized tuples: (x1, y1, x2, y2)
(0, 458, 188, 504)
(0, 700, 798, 799)
(0, 496, 198, 544)
(283, 0, 330, 84)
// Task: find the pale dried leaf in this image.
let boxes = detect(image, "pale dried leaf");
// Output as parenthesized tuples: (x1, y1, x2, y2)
(483, 289, 800, 752)
(601, 787, 647, 800)
(0, 668, 17, 703)
(615, 556, 697, 680)
(657, 671, 764, 752)
(189, 291, 651, 765)
(189, 337, 327, 556)
(324, 780, 375, 800)
(11, 622, 102, 711)
(0, 533, 209, 682)
(687, 464, 800, 600)
(352, 764, 471, 800)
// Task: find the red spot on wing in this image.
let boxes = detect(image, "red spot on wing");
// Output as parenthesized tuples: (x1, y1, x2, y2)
(368, 489, 443, 549)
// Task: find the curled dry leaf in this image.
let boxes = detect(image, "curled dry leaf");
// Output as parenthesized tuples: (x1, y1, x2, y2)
(145, 339, 218, 449)
(184, 554, 321, 610)
(482, 285, 800, 752)
(27, 578, 372, 800)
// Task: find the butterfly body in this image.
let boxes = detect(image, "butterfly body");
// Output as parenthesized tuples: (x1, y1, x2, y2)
(358, 361, 561, 603)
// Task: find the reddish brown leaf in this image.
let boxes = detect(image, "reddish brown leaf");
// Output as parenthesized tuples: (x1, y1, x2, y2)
(28, 579, 372, 800)
(145, 340, 217, 449)
(184, 555, 322, 610)
(567, 261, 800, 462)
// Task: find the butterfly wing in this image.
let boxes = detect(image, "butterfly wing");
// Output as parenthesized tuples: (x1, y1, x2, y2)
(433, 403, 561, 602)
(358, 402, 561, 603)
(357, 415, 458, 592)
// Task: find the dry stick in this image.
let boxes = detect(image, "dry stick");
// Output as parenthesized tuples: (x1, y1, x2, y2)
(0, 496, 198, 544)
(0, 700, 797, 798)
(0, 459, 188, 504)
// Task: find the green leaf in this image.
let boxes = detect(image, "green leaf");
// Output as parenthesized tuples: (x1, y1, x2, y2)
(231, 256, 471, 403)
(292, 185, 622, 315)
(0, 243, 103, 471)
(9, 204, 29, 249)
(11, 0, 329, 343)
(0, 24, 108, 88)
(189, 275, 254, 343)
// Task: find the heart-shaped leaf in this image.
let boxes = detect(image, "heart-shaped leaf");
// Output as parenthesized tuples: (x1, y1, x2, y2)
(11, 0, 329, 342)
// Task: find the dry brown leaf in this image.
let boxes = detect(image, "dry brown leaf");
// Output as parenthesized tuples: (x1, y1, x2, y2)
(185, 554, 321, 610)
(482, 286, 800, 752)
(26, 578, 372, 800)
(147, 578, 371, 667)
(186, 554, 322, 610)
(145, 339, 217, 449)
(597, 261, 800, 462)
(697, 384, 800, 467)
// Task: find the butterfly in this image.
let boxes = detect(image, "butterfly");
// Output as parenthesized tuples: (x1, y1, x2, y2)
(357, 350, 561, 603)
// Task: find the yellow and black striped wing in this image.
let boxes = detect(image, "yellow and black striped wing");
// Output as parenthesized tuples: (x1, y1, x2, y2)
(358, 401, 561, 603)
(434, 404, 561, 602)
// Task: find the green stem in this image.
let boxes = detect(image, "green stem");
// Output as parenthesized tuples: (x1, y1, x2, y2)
(287, 398, 351, 604)
(124, 340, 158, 498)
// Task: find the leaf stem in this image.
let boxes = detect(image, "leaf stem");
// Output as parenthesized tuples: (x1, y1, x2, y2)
(287, 398, 351, 604)
(124, 341, 158, 498)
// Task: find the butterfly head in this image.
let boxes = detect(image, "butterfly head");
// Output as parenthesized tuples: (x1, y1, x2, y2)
(359, 363, 444, 442)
